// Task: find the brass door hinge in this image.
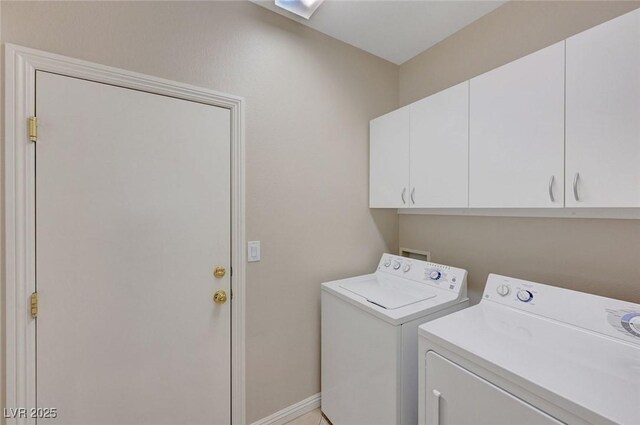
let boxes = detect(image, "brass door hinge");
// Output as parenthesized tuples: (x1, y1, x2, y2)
(28, 116, 38, 142)
(30, 292, 39, 318)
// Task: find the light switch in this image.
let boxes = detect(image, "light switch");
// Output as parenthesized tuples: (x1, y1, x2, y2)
(248, 241, 261, 262)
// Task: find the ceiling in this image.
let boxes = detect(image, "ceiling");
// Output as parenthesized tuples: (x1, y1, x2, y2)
(251, 0, 506, 65)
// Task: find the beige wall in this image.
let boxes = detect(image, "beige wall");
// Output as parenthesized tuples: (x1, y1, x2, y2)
(0, 1, 398, 422)
(400, 215, 640, 304)
(398, 1, 640, 305)
(4, 1, 640, 423)
(0, 0, 3, 419)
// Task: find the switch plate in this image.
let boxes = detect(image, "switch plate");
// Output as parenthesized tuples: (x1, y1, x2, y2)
(248, 241, 261, 262)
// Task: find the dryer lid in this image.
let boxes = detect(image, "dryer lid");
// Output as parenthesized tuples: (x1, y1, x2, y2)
(340, 276, 436, 309)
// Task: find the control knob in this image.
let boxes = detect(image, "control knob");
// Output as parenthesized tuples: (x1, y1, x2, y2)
(402, 263, 411, 273)
(621, 312, 640, 337)
(517, 290, 533, 303)
(393, 261, 401, 270)
(429, 270, 442, 280)
(383, 258, 391, 267)
(496, 284, 510, 297)
(629, 315, 640, 334)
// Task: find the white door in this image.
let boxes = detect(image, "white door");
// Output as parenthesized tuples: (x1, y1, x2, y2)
(410, 82, 469, 208)
(370, 106, 411, 208)
(35, 71, 231, 424)
(425, 352, 563, 425)
(566, 9, 640, 207)
(469, 42, 565, 208)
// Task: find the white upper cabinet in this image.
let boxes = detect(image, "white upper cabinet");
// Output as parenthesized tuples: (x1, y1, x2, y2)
(369, 9, 640, 213)
(469, 42, 565, 208)
(566, 9, 640, 207)
(410, 81, 469, 208)
(370, 106, 411, 208)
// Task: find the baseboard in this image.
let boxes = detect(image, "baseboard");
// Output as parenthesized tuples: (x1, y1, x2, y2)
(251, 393, 321, 425)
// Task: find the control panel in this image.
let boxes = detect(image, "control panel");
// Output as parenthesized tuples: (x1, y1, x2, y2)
(483, 274, 640, 345)
(607, 310, 640, 339)
(377, 254, 467, 295)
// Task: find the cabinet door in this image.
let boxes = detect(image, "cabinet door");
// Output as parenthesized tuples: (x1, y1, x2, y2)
(410, 82, 469, 208)
(566, 9, 640, 207)
(370, 107, 411, 208)
(469, 42, 565, 208)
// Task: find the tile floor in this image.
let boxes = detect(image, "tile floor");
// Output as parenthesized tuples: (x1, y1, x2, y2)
(285, 408, 331, 425)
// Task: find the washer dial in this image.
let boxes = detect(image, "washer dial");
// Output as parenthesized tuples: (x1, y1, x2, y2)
(517, 290, 533, 303)
(496, 284, 510, 297)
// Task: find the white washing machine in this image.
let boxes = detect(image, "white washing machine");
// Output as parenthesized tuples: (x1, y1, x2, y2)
(419, 274, 640, 425)
(321, 253, 469, 425)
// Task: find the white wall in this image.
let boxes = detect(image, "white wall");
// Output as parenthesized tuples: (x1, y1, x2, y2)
(0, 1, 399, 422)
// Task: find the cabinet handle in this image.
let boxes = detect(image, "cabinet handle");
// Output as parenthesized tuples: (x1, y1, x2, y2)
(432, 389, 441, 425)
(573, 173, 580, 201)
(401, 188, 406, 205)
(548, 175, 555, 202)
(411, 188, 415, 205)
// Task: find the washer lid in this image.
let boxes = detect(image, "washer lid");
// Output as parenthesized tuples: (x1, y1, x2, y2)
(340, 276, 436, 309)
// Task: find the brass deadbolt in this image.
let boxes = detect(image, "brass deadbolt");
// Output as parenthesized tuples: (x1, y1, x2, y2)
(214, 266, 226, 278)
(213, 290, 228, 304)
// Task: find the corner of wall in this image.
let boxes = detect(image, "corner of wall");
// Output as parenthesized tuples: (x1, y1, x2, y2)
(396, 0, 640, 106)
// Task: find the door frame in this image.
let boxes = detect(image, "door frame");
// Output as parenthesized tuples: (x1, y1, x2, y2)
(4, 44, 246, 425)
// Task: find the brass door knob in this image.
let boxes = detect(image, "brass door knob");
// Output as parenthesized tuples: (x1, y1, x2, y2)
(214, 266, 226, 278)
(213, 290, 228, 304)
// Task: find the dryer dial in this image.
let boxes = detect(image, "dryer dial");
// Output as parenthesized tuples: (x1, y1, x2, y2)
(621, 312, 640, 337)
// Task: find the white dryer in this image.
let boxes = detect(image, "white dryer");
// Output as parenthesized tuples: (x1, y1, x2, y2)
(419, 274, 640, 425)
(322, 253, 469, 425)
